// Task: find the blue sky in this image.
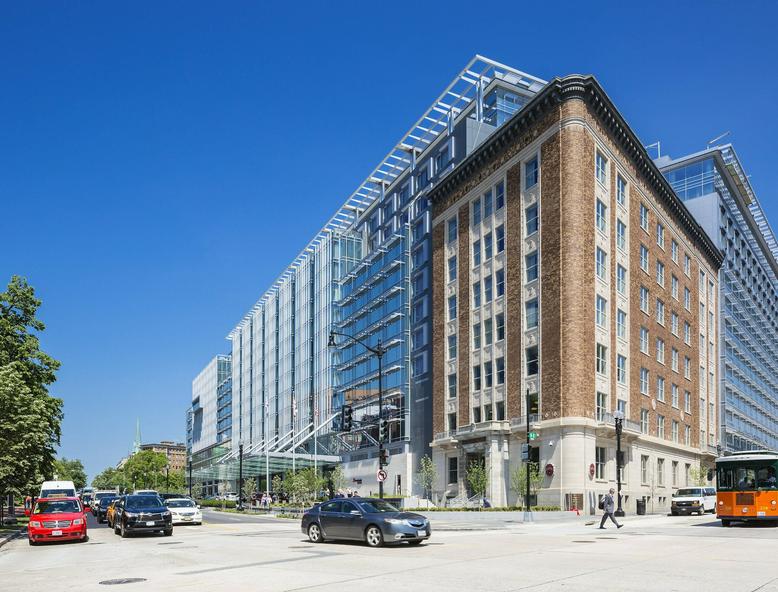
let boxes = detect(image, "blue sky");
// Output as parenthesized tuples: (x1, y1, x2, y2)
(2, 1, 776, 480)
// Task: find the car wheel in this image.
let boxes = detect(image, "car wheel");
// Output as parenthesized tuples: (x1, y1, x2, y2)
(365, 525, 384, 548)
(81, 535, 89, 543)
(164, 529, 173, 537)
(120, 521, 128, 538)
(28, 539, 36, 546)
(671, 510, 678, 516)
(307, 523, 323, 543)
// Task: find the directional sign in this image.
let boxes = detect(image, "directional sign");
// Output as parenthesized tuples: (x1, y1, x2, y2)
(520, 443, 530, 461)
(377, 469, 388, 482)
(528, 431, 539, 441)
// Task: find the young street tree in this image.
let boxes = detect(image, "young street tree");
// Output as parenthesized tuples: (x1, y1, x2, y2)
(510, 462, 544, 508)
(689, 463, 710, 486)
(0, 276, 63, 497)
(417, 455, 438, 502)
(91, 467, 128, 491)
(123, 451, 168, 490)
(466, 460, 489, 505)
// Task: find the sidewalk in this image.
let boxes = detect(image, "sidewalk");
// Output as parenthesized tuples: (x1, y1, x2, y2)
(427, 510, 669, 530)
(0, 528, 24, 550)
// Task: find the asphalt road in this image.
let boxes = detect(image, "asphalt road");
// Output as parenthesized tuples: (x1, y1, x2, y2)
(4, 511, 778, 591)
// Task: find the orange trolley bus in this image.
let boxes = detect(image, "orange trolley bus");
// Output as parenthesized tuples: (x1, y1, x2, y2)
(716, 451, 778, 527)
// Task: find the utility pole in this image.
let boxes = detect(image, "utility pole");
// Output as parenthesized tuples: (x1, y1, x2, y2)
(238, 443, 244, 511)
(524, 388, 532, 522)
(188, 460, 192, 498)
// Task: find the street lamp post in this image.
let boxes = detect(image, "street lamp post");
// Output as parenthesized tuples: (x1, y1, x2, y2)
(238, 443, 244, 511)
(165, 464, 170, 493)
(329, 330, 386, 499)
(188, 460, 192, 498)
(614, 409, 625, 517)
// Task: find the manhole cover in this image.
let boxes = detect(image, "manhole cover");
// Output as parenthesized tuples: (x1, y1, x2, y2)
(99, 578, 147, 585)
(572, 540, 596, 543)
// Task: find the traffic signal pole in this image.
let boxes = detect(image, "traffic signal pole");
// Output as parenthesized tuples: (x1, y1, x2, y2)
(377, 339, 384, 500)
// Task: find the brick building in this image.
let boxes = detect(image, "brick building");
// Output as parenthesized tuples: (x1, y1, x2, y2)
(139, 441, 187, 473)
(429, 75, 723, 513)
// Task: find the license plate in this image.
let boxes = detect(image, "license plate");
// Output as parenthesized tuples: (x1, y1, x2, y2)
(146, 521, 156, 526)
(52, 530, 62, 536)
(417, 530, 426, 537)
(182, 517, 192, 521)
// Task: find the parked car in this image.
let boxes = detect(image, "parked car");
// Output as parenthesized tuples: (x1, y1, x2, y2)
(28, 497, 88, 545)
(38, 480, 77, 499)
(160, 493, 188, 501)
(94, 495, 119, 523)
(301, 497, 430, 547)
(165, 498, 202, 525)
(106, 497, 123, 529)
(671, 487, 717, 515)
(223, 493, 239, 502)
(113, 495, 173, 537)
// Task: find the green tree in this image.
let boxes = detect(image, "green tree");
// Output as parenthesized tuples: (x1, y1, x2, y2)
(417, 455, 438, 501)
(0, 363, 56, 497)
(271, 475, 284, 496)
(689, 463, 710, 486)
(0, 276, 63, 495)
(91, 467, 127, 491)
(466, 460, 489, 505)
(242, 478, 257, 504)
(298, 467, 325, 502)
(53, 458, 87, 490)
(328, 465, 346, 494)
(510, 462, 545, 508)
(123, 451, 168, 490)
(165, 469, 186, 493)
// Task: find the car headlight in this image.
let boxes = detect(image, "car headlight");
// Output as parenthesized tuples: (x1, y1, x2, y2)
(73, 519, 83, 526)
(124, 511, 137, 518)
(384, 518, 404, 524)
(162, 511, 171, 517)
(692, 501, 700, 505)
(30, 521, 41, 528)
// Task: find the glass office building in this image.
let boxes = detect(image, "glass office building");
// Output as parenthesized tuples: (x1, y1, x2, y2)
(659, 145, 778, 451)
(187, 56, 547, 495)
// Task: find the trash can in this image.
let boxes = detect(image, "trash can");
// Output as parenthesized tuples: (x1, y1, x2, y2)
(636, 499, 646, 515)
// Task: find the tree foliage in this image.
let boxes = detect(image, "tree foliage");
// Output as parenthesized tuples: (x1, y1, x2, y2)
(689, 463, 710, 486)
(123, 451, 168, 490)
(328, 465, 346, 494)
(91, 467, 128, 491)
(417, 455, 437, 500)
(466, 460, 488, 500)
(53, 458, 87, 491)
(510, 462, 545, 507)
(0, 277, 63, 497)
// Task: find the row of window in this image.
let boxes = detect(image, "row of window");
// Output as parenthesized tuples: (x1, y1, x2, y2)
(446, 346, 538, 399)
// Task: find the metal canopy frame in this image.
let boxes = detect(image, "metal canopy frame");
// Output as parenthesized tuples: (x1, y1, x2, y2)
(227, 55, 546, 338)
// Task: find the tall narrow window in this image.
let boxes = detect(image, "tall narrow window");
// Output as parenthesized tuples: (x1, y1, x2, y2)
(496, 357, 505, 385)
(473, 240, 481, 267)
(447, 217, 458, 243)
(526, 346, 538, 376)
(640, 204, 649, 231)
(596, 152, 608, 185)
(472, 198, 481, 226)
(616, 219, 626, 251)
(484, 319, 493, 345)
(526, 204, 538, 235)
(496, 313, 505, 341)
(473, 323, 481, 350)
(448, 295, 457, 321)
(617, 265, 627, 295)
(484, 361, 493, 388)
(596, 295, 608, 327)
(617, 174, 627, 205)
(596, 393, 608, 422)
(495, 181, 505, 210)
(484, 232, 493, 261)
(596, 343, 608, 375)
(526, 253, 538, 282)
(596, 199, 607, 232)
(640, 367, 649, 394)
(596, 248, 607, 280)
(640, 244, 649, 272)
(484, 275, 493, 303)
(448, 374, 457, 398)
(473, 366, 481, 391)
(496, 225, 505, 253)
(447, 335, 457, 360)
(617, 309, 626, 339)
(525, 157, 539, 189)
(656, 222, 665, 249)
(526, 299, 539, 329)
(448, 256, 457, 282)
(472, 281, 481, 308)
(483, 190, 493, 218)
(617, 355, 627, 384)
(496, 269, 505, 297)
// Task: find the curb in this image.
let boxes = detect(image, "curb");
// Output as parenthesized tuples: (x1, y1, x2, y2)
(0, 529, 25, 550)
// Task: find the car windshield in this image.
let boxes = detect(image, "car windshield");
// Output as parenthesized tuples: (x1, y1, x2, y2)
(40, 489, 76, 498)
(34, 500, 80, 514)
(95, 492, 115, 500)
(357, 500, 400, 513)
(675, 488, 702, 497)
(100, 497, 118, 507)
(718, 460, 778, 491)
(126, 496, 163, 509)
(167, 499, 195, 508)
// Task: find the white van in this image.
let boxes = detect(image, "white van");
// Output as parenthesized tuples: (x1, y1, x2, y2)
(670, 487, 716, 515)
(39, 480, 77, 499)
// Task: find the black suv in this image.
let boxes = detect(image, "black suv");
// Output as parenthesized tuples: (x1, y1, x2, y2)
(113, 495, 173, 537)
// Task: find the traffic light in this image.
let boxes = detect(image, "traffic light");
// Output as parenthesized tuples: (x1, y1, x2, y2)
(341, 405, 353, 432)
(378, 419, 388, 442)
(379, 448, 389, 467)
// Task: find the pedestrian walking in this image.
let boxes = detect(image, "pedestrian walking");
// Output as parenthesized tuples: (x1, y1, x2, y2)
(598, 488, 623, 529)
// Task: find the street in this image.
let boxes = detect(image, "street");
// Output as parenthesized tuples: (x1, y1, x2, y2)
(3, 509, 778, 591)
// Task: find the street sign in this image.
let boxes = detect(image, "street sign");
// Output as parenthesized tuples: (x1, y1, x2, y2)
(520, 443, 529, 461)
(377, 469, 387, 482)
(528, 431, 539, 441)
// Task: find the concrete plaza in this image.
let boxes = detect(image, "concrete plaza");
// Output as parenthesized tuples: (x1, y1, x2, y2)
(3, 509, 778, 591)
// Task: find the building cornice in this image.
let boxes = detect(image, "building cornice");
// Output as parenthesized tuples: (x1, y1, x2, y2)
(428, 75, 725, 269)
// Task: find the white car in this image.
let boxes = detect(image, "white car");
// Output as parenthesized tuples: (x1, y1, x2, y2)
(39, 480, 76, 499)
(223, 493, 239, 502)
(165, 498, 202, 525)
(133, 489, 159, 496)
(671, 487, 716, 515)
(91, 490, 119, 511)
